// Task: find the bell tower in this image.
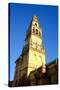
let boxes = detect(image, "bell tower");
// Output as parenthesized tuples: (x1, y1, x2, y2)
(24, 16, 46, 75)
(13, 16, 46, 86)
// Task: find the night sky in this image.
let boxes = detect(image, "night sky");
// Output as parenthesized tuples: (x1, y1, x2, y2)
(9, 3, 58, 80)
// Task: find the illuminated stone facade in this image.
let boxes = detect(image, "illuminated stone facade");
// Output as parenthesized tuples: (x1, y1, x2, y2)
(11, 16, 58, 87)
(13, 16, 46, 86)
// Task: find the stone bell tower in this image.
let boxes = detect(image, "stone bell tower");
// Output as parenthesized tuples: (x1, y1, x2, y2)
(13, 16, 46, 86)
(26, 16, 46, 75)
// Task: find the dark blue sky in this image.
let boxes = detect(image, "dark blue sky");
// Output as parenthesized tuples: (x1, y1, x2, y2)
(9, 3, 58, 80)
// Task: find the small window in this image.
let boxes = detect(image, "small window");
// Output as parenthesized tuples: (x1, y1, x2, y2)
(35, 23, 37, 26)
(36, 29, 38, 35)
